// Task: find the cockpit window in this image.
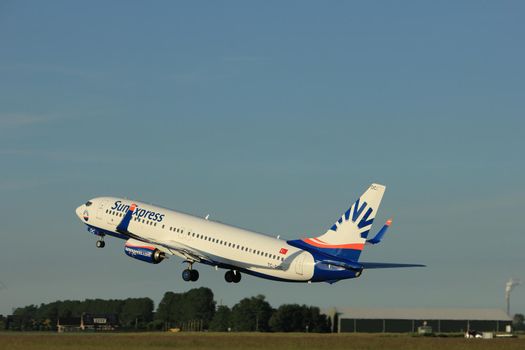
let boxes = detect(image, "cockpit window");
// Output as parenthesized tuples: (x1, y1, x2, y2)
(85, 201, 93, 207)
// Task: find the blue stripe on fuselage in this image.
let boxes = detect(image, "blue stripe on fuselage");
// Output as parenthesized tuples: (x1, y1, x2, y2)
(287, 239, 362, 261)
(86, 224, 128, 240)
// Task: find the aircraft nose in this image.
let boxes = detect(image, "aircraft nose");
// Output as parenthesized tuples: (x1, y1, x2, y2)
(75, 205, 85, 220)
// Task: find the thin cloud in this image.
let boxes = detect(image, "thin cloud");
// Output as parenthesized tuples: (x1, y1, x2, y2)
(0, 179, 51, 191)
(0, 148, 154, 165)
(0, 113, 58, 128)
(221, 55, 270, 63)
(0, 63, 101, 81)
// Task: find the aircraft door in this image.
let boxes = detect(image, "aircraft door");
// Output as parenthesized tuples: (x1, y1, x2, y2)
(295, 253, 305, 275)
(96, 200, 108, 221)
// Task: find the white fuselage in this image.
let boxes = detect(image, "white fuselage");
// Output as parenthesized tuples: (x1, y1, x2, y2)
(78, 197, 315, 282)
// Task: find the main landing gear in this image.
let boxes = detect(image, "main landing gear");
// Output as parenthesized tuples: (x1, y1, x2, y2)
(224, 270, 241, 283)
(182, 262, 199, 282)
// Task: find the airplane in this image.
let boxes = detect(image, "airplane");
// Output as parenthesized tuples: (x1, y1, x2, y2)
(74, 183, 424, 284)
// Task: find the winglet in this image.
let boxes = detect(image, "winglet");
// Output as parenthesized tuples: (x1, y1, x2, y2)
(366, 218, 392, 245)
(116, 203, 137, 235)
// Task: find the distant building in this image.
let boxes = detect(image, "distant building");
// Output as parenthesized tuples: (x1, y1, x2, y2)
(80, 313, 119, 331)
(57, 317, 81, 333)
(56, 313, 119, 332)
(334, 308, 512, 333)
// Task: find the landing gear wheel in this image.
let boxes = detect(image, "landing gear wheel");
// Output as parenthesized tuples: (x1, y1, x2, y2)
(232, 271, 241, 283)
(224, 270, 234, 283)
(96, 240, 105, 248)
(182, 269, 193, 282)
(190, 270, 199, 282)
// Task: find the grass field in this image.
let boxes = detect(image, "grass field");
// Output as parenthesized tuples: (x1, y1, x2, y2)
(1, 332, 524, 350)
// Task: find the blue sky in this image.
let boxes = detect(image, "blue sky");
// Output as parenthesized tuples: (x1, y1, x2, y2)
(1, 1, 524, 316)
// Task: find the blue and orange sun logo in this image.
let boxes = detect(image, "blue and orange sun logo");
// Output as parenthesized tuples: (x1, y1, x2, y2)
(83, 210, 89, 222)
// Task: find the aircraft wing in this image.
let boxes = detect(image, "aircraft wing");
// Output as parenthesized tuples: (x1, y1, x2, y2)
(360, 262, 426, 269)
(317, 259, 425, 271)
(116, 204, 209, 262)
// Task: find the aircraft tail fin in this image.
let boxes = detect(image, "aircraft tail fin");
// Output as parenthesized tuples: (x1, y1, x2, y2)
(289, 183, 386, 261)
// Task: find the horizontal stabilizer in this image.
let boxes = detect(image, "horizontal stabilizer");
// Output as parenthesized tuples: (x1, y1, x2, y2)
(366, 218, 392, 245)
(360, 262, 426, 269)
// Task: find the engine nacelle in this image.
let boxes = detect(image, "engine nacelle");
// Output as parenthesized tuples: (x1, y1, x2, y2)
(124, 239, 165, 264)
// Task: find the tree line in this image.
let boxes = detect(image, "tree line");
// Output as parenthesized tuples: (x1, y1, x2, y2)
(5, 287, 331, 332)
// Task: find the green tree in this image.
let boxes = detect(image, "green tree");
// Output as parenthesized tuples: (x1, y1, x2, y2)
(155, 288, 215, 329)
(269, 304, 330, 332)
(120, 298, 154, 328)
(209, 305, 232, 331)
(513, 313, 524, 331)
(155, 291, 176, 329)
(182, 288, 215, 327)
(230, 295, 273, 331)
(13, 304, 38, 330)
(269, 304, 304, 332)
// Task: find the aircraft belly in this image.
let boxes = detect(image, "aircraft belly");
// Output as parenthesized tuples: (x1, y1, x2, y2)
(246, 252, 314, 281)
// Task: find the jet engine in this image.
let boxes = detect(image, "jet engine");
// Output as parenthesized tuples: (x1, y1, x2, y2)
(124, 239, 165, 264)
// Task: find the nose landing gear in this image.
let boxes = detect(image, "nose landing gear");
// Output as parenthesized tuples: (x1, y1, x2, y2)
(96, 239, 105, 248)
